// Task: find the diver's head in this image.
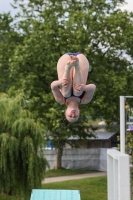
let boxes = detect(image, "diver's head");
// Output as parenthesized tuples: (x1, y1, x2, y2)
(65, 107, 80, 123)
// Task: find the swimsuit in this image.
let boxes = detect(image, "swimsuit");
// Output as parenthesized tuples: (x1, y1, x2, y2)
(65, 89, 85, 100)
(66, 52, 81, 56)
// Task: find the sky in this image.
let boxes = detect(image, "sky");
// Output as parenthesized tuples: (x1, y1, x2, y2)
(0, 0, 17, 15)
(0, 0, 133, 14)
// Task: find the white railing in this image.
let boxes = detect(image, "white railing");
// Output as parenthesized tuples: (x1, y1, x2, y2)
(107, 149, 131, 200)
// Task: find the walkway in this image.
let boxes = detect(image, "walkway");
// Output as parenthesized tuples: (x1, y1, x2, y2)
(42, 172, 107, 184)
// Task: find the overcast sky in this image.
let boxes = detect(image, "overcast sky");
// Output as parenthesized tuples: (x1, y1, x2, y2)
(0, 0, 133, 14)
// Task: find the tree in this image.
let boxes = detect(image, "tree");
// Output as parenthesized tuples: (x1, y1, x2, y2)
(9, 0, 133, 121)
(1, 0, 133, 168)
(0, 13, 23, 93)
(0, 93, 48, 197)
(44, 108, 96, 169)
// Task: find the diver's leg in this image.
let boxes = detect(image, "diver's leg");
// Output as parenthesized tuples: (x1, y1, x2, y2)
(57, 54, 73, 97)
(72, 54, 89, 95)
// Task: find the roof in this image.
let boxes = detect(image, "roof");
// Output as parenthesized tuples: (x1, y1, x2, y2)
(68, 132, 117, 141)
(92, 132, 116, 140)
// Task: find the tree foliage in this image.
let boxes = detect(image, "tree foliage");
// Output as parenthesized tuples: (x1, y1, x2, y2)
(0, 13, 23, 92)
(8, 0, 133, 121)
(0, 93, 48, 196)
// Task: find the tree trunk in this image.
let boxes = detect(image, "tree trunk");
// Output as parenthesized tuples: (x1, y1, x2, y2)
(54, 147, 63, 169)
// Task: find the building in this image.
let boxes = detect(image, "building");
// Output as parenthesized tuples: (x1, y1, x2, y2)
(65, 131, 118, 149)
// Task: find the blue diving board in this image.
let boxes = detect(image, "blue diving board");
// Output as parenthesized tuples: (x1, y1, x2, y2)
(30, 189, 81, 200)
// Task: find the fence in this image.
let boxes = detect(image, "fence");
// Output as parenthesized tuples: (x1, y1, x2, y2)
(44, 148, 108, 171)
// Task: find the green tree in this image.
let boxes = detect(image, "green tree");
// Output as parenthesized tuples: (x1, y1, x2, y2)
(0, 13, 23, 92)
(44, 108, 96, 168)
(0, 93, 48, 197)
(9, 0, 133, 121)
(1, 0, 133, 168)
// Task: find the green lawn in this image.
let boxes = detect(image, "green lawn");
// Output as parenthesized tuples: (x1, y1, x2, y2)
(0, 176, 107, 200)
(43, 176, 107, 200)
(45, 168, 97, 178)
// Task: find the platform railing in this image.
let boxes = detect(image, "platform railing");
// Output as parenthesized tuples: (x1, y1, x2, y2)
(107, 149, 131, 200)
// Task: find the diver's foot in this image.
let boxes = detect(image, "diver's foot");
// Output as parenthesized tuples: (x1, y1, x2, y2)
(70, 55, 80, 68)
(74, 57, 80, 68)
(65, 61, 74, 70)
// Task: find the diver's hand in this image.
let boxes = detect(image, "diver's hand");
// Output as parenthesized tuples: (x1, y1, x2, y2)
(74, 83, 86, 92)
(59, 78, 71, 87)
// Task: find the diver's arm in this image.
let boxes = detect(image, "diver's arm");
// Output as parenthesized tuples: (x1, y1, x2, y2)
(80, 84, 96, 104)
(51, 81, 65, 104)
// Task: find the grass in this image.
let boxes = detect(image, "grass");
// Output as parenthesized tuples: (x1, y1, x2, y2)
(43, 176, 107, 200)
(0, 194, 25, 200)
(45, 168, 98, 178)
(0, 177, 107, 200)
(0, 169, 107, 200)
